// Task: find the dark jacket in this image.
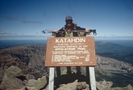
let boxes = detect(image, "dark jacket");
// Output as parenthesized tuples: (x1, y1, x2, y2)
(56, 23, 86, 37)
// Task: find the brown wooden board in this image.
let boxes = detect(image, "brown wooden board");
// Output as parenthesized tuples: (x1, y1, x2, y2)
(45, 36, 97, 67)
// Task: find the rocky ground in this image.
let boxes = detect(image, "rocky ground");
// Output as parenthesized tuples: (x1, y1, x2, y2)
(0, 45, 133, 90)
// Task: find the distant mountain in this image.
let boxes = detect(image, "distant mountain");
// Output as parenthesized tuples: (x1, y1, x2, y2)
(95, 41, 133, 54)
(95, 41, 133, 64)
(0, 44, 133, 87)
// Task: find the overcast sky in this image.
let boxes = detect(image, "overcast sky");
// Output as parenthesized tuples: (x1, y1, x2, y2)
(0, 0, 133, 40)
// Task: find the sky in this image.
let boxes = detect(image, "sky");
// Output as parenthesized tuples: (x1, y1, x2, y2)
(0, 0, 133, 40)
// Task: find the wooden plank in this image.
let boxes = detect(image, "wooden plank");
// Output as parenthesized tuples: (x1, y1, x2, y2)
(48, 67, 54, 90)
(89, 67, 96, 90)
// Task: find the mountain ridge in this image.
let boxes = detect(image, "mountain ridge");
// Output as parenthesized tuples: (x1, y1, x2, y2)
(0, 44, 133, 88)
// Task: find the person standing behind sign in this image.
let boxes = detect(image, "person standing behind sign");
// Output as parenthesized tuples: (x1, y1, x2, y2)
(53, 16, 90, 74)
(53, 16, 90, 37)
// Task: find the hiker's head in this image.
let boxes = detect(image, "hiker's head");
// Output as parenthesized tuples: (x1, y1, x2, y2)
(65, 16, 73, 27)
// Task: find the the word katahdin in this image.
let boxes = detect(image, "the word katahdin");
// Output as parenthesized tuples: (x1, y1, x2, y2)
(55, 37, 86, 43)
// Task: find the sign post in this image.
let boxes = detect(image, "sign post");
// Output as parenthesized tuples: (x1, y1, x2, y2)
(45, 36, 97, 90)
(48, 67, 54, 90)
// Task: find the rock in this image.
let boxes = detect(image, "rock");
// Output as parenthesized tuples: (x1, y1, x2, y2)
(26, 79, 37, 87)
(125, 84, 133, 90)
(25, 74, 35, 80)
(5, 66, 23, 76)
(34, 76, 47, 90)
(77, 82, 88, 90)
(57, 80, 78, 90)
(56, 80, 89, 90)
(26, 86, 36, 90)
(6, 87, 27, 90)
(0, 66, 25, 90)
(111, 84, 133, 90)
(96, 80, 113, 90)
(96, 80, 133, 90)
(26, 76, 48, 90)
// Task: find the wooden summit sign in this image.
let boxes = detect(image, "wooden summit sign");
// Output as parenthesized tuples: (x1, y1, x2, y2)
(45, 36, 96, 66)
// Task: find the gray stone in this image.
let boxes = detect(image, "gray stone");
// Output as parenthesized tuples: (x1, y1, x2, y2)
(112, 84, 133, 90)
(56, 80, 89, 90)
(26, 76, 47, 90)
(0, 66, 24, 89)
(96, 80, 113, 90)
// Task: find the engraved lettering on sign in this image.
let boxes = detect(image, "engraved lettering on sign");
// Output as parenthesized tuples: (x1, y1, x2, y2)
(64, 51, 81, 54)
(52, 55, 79, 63)
(55, 38, 86, 43)
(77, 48, 86, 50)
(55, 48, 75, 50)
(52, 51, 63, 54)
(85, 54, 90, 61)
